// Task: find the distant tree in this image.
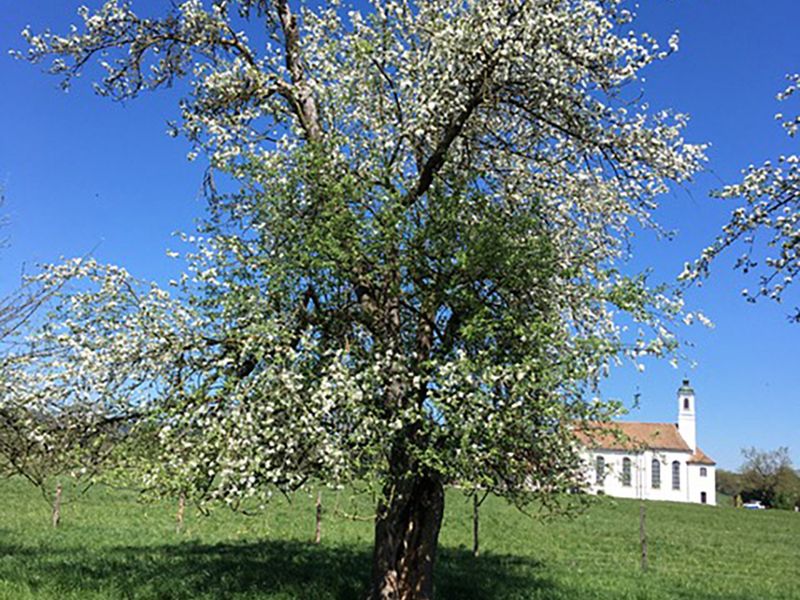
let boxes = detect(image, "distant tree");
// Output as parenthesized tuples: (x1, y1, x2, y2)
(0, 200, 96, 526)
(0, 401, 108, 527)
(0, 261, 185, 525)
(739, 447, 800, 509)
(13, 1, 706, 597)
(684, 74, 800, 320)
(715, 468, 743, 499)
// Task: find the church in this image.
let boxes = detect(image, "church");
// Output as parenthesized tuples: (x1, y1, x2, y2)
(579, 380, 716, 505)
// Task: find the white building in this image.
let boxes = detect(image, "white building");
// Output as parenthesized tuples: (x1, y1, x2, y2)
(579, 380, 716, 505)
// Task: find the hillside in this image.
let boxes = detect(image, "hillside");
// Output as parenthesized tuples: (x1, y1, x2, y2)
(0, 479, 797, 599)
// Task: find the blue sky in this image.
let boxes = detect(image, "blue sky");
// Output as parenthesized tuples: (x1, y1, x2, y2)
(1, 1, 798, 470)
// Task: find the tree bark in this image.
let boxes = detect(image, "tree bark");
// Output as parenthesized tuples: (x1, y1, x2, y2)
(370, 472, 445, 600)
(370, 475, 444, 600)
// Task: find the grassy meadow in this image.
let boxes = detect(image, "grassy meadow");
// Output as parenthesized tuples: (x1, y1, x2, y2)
(0, 478, 798, 599)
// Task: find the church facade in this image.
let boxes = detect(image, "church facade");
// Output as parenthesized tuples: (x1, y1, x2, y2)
(580, 380, 716, 505)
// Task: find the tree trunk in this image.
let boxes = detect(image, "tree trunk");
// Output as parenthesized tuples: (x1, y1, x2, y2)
(370, 472, 445, 600)
(51, 483, 62, 528)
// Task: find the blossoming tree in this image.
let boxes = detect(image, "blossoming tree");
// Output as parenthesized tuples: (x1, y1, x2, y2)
(0, 218, 114, 525)
(685, 74, 800, 320)
(13, 1, 705, 597)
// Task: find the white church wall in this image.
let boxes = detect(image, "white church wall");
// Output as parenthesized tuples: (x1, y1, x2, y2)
(688, 463, 716, 506)
(582, 449, 642, 500)
(581, 449, 711, 505)
(645, 449, 693, 503)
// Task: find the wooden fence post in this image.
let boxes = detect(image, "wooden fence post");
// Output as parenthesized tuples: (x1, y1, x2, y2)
(176, 492, 186, 533)
(472, 494, 480, 558)
(51, 483, 63, 528)
(639, 503, 648, 572)
(314, 490, 322, 544)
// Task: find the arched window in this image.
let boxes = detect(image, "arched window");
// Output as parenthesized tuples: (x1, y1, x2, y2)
(596, 456, 605, 484)
(683, 398, 690, 410)
(672, 461, 681, 490)
(622, 457, 632, 487)
(700, 467, 707, 477)
(651, 459, 661, 489)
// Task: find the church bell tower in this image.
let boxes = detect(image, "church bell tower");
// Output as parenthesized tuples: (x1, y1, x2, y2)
(677, 379, 696, 452)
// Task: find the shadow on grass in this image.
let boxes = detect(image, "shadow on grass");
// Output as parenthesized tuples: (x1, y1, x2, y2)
(0, 540, 769, 600)
(0, 540, 550, 599)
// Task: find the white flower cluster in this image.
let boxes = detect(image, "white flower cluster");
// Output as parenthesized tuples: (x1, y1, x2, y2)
(684, 74, 800, 318)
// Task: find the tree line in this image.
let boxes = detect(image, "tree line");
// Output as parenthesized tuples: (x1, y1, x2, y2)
(717, 447, 800, 510)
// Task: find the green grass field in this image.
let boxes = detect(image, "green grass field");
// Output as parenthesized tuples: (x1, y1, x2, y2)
(0, 479, 797, 599)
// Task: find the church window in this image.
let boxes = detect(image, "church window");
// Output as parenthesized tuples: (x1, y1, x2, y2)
(596, 456, 605, 484)
(700, 467, 707, 477)
(701, 492, 708, 504)
(672, 461, 681, 490)
(651, 459, 661, 488)
(683, 398, 689, 410)
(622, 457, 632, 487)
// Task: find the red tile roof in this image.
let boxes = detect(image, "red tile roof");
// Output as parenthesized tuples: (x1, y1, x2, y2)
(576, 421, 691, 452)
(576, 421, 716, 464)
(688, 447, 716, 465)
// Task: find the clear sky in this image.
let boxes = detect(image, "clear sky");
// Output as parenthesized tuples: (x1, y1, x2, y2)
(1, 1, 798, 470)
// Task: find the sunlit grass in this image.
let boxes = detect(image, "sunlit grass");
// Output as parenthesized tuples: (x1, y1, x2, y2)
(0, 478, 797, 599)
